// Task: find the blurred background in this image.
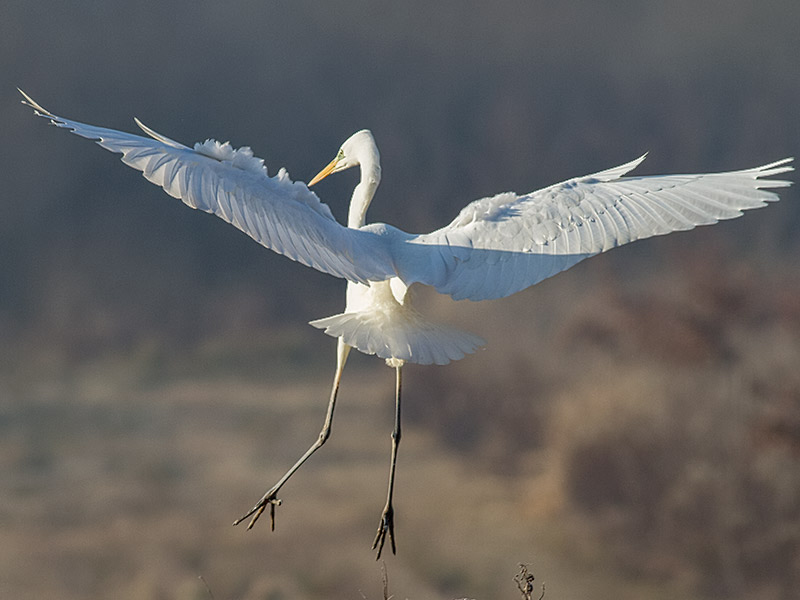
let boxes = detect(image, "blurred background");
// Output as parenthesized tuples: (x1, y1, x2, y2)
(2, 1, 799, 598)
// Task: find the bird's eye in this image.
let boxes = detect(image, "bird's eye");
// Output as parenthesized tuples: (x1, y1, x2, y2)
(337, 149, 344, 160)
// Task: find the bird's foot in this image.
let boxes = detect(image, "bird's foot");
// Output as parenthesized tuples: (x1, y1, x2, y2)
(233, 489, 282, 530)
(372, 503, 396, 560)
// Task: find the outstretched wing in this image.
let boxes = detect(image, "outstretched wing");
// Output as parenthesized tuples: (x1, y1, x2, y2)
(20, 90, 395, 285)
(396, 154, 793, 301)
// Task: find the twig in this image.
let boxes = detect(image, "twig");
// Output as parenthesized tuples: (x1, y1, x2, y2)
(381, 561, 393, 600)
(514, 563, 544, 600)
(198, 575, 216, 600)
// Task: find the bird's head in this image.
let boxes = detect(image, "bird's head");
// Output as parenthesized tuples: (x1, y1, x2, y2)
(309, 129, 379, 186)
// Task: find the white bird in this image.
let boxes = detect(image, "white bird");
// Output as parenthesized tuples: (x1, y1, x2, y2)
(20, 90, 793, 558)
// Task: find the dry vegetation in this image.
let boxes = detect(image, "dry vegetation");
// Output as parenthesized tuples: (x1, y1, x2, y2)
(415, 256, 800, 600)
(2, 254, 799, 600)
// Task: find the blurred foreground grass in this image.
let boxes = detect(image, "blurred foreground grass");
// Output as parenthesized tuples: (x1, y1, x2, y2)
(1, 367, 653, 600)
(2, 257, 799, 600)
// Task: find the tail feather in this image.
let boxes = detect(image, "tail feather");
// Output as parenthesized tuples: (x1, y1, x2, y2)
(310, 310, 484, 365)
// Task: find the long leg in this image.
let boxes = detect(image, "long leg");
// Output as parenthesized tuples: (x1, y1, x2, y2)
(373, 364, 402, 559)
(234, 340, 351, 530)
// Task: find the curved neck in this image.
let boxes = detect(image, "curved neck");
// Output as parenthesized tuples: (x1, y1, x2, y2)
(348, 155, 381, 229)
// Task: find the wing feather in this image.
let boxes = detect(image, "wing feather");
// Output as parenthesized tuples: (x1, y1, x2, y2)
(21, 91, 395, 285)
(396, 155, 793, 301)
(23, 92, 793, 306)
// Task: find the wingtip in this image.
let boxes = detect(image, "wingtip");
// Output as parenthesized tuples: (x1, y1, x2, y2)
(759, 156, 794, 169)
(18, 88, 51, 116)
(754, 157, 794, 184)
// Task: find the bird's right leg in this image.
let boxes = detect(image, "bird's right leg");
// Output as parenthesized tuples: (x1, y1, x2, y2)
(233, 340, 351, 530)
(372, 364, 402, 559)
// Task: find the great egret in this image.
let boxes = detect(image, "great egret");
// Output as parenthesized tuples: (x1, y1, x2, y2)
(21, 90, 793, 558)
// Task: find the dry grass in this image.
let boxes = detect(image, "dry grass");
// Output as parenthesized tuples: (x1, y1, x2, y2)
(1, 361, 688, 600)
(417, 259, 800, 599)
(3, 258, 799, 600)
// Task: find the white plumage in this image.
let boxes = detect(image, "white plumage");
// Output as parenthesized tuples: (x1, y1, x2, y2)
(309, 279, 485, 365)
(21, 90, 793, 557)
(21, 91, 792, 357)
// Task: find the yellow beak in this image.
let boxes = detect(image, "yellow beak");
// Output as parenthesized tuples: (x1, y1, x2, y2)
(308, 157, 340, 187)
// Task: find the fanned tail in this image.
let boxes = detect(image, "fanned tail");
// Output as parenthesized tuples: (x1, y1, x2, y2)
(310, 310, 484, 366)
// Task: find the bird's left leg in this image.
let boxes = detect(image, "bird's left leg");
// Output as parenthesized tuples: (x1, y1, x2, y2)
(234, 340, 351, 530)
(373, 364, 402, 559)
